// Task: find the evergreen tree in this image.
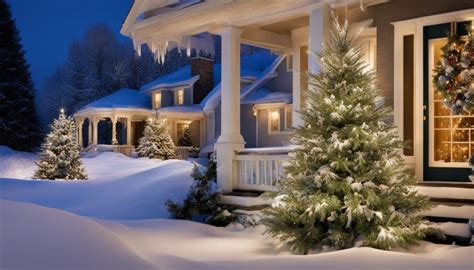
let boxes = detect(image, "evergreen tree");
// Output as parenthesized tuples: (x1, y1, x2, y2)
(166, 156, 236, 226)
(0, 0, 42, 151)
(136, 116, 176, 159)
(178, 127, 193, 146)
(34, 109, 87, 180)
(262, 18, 435, 254)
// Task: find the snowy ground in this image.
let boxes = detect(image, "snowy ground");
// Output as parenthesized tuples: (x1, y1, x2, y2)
(0, 146, 473, 270)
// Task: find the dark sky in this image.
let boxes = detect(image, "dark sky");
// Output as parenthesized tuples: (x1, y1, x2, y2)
(7, 0, 133, 90)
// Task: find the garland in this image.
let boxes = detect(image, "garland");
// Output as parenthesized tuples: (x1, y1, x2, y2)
(432, 26, 474, 114)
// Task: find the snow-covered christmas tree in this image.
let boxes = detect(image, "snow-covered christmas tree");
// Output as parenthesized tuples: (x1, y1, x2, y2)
(33, 109, 87, 180)
(178, 127, 192, 146)
(262, 18, 435, 254)
(136, 116, 176, 159)
(166, 154, 235, 226)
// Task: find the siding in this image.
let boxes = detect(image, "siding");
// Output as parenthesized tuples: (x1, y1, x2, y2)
(341, 0, 474, 108)
(241, 104, 257, 148)
(263, 58, 293, 93)
(256, 108, 289, 147)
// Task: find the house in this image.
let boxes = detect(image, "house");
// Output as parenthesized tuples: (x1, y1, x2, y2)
(75, 1, 473, 191)
(74, 48, 294, 157)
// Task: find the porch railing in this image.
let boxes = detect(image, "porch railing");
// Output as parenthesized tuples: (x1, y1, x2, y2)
(234, 147, 289, 191)
(175, 146, 193, 160)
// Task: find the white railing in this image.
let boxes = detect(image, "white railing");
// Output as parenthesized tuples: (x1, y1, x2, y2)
(234, 147, 289, 191)
(175, 146, 193, 160)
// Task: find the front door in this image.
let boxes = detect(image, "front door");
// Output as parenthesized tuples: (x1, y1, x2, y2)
(423, 21, 472, 182)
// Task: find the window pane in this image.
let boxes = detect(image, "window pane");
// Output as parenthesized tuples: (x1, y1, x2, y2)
(155, 93, 161, 109)
(270, 110, 280, 132)
(286, 109, 292, 130)
(177, 90, 184, 105)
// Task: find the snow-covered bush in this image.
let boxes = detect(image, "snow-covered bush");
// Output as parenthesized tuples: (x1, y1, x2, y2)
(136, 116, 176, 160)
(165, 156, 236, 226)
(188, 146, 200, 158)
(262, 17, 438, 254)
(33, 110, 87, 180)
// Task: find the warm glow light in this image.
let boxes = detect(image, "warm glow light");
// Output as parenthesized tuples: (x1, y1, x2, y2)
(271, 110, 279, 121)
(60, 108, 64, 114)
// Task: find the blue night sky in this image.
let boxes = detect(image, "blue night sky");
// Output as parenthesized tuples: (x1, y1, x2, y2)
(7, 0, 133, 91)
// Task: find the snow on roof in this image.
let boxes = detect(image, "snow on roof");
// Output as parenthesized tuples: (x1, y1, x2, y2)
(201, 54, 285, 111)
(76, 89, 151, 114)
(158, 104, 203, 115)
(241, 88, 292, 105)
(140, 50, 277, 93)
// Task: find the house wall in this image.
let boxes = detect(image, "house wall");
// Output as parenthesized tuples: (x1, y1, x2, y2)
(256, 108, 289, 147)
(341, 0, 474, 108)
(240, 104, 257, 148)
(214, 104, 221, 141)
(161, 90, 173, 107)
(184, 87, 193, 105)
(263, 59, 293, 93)
(189, 120, 201, 147)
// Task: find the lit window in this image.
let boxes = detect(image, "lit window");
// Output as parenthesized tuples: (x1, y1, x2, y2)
(154, 92, 162, 109)
(269, 109, 280, 133)
(176, 122, 189, 142)
(176, 89, 184, 105)
(285, 108, 292, 130)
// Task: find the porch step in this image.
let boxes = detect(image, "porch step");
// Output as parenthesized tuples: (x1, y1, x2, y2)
(224, 189, 265, 197)
(218, 194, 270, 209)
(417, 182, 474, 189)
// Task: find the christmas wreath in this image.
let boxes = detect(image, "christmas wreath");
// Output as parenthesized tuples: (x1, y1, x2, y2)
(432, 27, 474, 114)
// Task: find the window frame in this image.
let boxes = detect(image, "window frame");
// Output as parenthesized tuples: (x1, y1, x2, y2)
(175, 89, 184, 105)
(154, 92, 162, 109)
(266, 105, 293, 135)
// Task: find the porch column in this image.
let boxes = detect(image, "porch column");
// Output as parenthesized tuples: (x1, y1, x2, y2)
(92, 118, 98, 145)
(126, 118, 132, 146)
(77, 118, 84, 149)
(308, 5, 330, 75)
(215, 26, 245, 192)
(111, 116, 118, 145)
(88, 120, 92, 146)
(291, 27, 307, 128)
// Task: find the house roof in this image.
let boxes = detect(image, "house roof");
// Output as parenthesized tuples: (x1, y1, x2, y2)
(241, 88, 292, 105)
(140, 50, 277, 93)
(75, 89, 151, 115)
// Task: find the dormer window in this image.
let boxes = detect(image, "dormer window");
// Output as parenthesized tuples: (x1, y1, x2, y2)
(175, 89, 184, 105)
(154, 92, 162, 109)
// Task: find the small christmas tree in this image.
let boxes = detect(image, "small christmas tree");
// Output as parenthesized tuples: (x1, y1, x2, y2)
(136, 116, 176, 159)
(33, 109, 87, 180)
(178, 127, 193, 146)
(262, 18, 435, 254)
(166, 154, 236, 226)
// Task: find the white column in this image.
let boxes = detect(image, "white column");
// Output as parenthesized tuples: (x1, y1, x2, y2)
(111, 116, 118, 145)
(215, 26, 245, 192)
(88, 120, 92, 146)
(291, 27, 307, 128)
(308, 5, 330, 74)
(77, 119, 84, 149)
(126, 118, 132, 146)
(92, 118, 98, 145)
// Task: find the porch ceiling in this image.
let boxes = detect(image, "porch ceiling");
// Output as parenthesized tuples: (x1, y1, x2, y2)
(122, 0, 388, 53)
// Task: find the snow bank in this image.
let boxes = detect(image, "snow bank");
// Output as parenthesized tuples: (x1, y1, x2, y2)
(0, 199, 155, 270)
(0, 145, 37, 179)
(0, 150, 195, 220)
(1, 199, 472, 270)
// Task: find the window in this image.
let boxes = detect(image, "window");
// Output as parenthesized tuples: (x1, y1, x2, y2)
(175, 89, 184, 105)
(267, 106, 292, 134)
(269, 109, 280, 133)
(154, 92, 162, 109)
(176, 122, 189, 144)
(285, 108, 292, 130)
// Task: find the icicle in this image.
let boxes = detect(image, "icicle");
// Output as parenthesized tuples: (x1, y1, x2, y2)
(137, 42, 142, 57)
(359, 0, 365, 11)
(186, 36, 191, 57)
